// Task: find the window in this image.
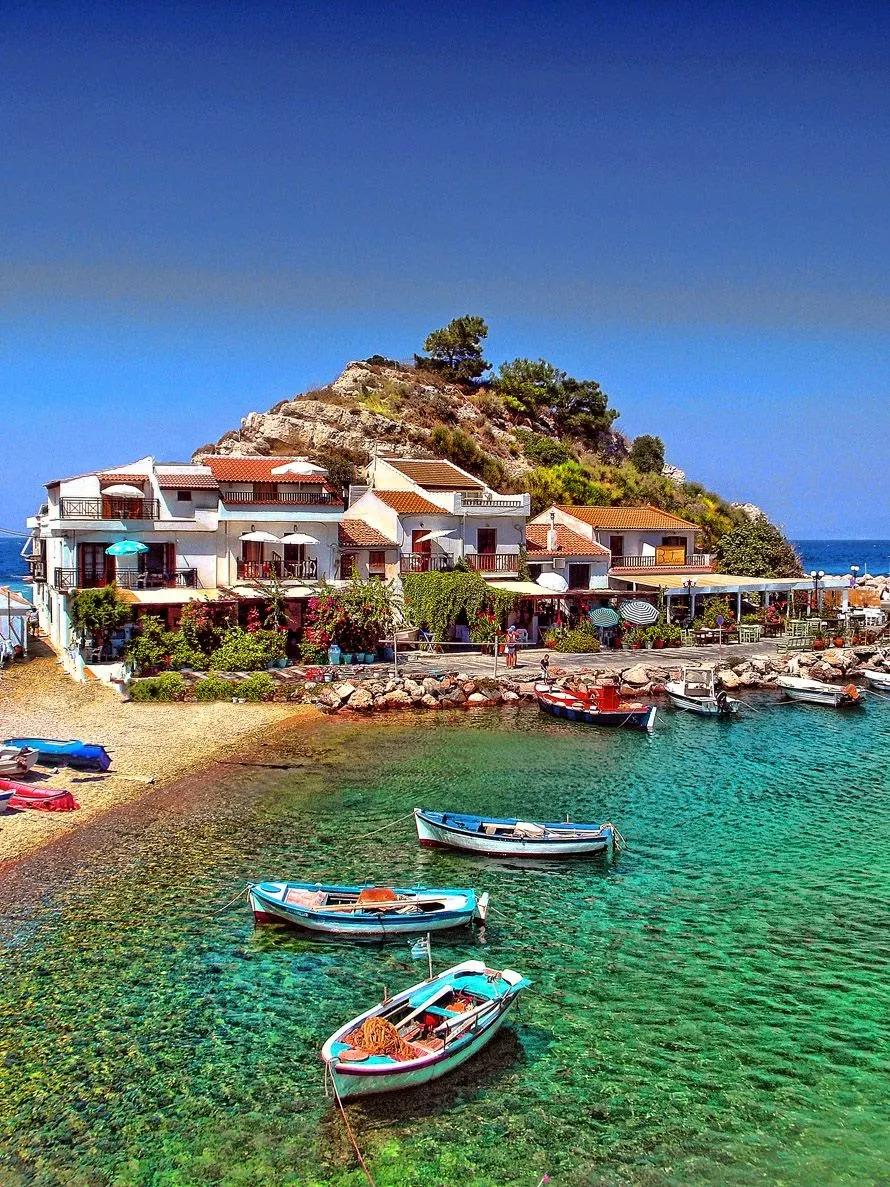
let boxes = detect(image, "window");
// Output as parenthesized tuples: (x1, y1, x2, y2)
(661, 535, 685, 546)
(368, 550, 386, 576)
(527, 563, 543, 580)
(177, 490, 192, 502)
(608, 535, 624, 559)
(253, 483, 278, 501)
(340, 553, 359, 579)
(568, 563, 590, 589)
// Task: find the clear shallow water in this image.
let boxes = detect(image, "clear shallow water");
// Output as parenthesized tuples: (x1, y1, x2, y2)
(1, 702, 890, 1186)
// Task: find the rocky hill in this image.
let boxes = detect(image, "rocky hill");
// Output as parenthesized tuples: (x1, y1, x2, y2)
(194, 357, 790, 560)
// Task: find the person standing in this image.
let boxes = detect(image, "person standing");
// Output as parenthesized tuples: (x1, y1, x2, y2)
(504, 625, 518, 669)
(539, 653, 551, 683)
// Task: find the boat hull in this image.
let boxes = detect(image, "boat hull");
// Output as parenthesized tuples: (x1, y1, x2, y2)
(0, 748, 39, 776)
(776, 678, 864, 708)
(536, 690, 655, 731)
(3, 738, 112, 771)
(248, 882, 482, 937)
(414, 810, 614, 858)
(862, 670, 890, 691)
(665, 686, 740, 716)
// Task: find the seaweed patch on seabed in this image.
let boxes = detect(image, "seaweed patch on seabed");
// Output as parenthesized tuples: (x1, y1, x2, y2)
(1, 703, 890, 1185)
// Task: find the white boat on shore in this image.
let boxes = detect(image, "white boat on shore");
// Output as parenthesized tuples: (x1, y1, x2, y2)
(861, 669, 890, 691)
(0, 746, 38, 777)
(776, 675, 864, 708)
(665, 666, 740, 716)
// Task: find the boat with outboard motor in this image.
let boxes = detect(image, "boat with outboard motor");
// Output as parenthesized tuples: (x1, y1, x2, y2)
(414, 808, 619, 858)
(321, 958, 529, 1099)
(0, 746, 38, 777)
(247, 881, 488, 937)
(862, 669, 890, 691)
(665, 666, 741, 716)
(535, 682, 656, 731)
(3, 738, 111, 771)
(776, 675, 865, 708)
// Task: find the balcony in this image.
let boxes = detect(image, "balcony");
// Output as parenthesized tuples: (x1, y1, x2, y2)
(27, 559, 46, 583)
(466, 553, 520, 574)
(399, 553, 454, 574)
(236, 558, 318, 581)
(52, 569, 78, 592)
(222, 490, 340, 505)
(52, 568, 198, 592)
(59, 497, 160, 521)
(454, 492, 531, 515)
(609, 553, 713, 573)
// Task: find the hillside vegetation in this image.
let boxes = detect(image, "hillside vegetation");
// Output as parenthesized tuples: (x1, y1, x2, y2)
(197, 315, 801, 569)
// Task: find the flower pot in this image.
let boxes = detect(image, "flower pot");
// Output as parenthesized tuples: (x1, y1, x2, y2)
(632, 642, 642, 650)
(653, 640, 664, 649)
(812, 640, 825, 651)
(327, 645, 341, 665)
(364, 652, 376, 664)
(342, 653, 354, 664)
(833, 638, 845, 648)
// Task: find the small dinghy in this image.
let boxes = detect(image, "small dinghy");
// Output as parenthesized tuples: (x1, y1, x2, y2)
(536, 682, 656, 731)
(321, 958, 529, 1099)
(0, 747, 39, 777)
(862, 669, 890, 691)
(415, 808, 619, 858)
(665, 666, 741, 716)
(247, 881, 488, 938)
(776, 675, 864, 708)
(3, 738, 111, 771)
(0, 779, 79, 812)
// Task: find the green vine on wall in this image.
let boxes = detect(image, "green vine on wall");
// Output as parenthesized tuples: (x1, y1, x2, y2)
(401, 569, 518, 642)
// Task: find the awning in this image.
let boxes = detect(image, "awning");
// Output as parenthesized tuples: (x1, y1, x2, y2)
(630, 573, 853, 595)
(117, 588, 232, 606)
(0, 587, 32, 615)
(486, 580, 571, 598)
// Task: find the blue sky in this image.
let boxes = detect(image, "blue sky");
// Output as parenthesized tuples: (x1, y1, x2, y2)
(2, 0, 888, 535)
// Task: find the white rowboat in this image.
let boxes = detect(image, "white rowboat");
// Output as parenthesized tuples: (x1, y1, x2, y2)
(415, 809, 617, 858)
(776, 675, 865, 708)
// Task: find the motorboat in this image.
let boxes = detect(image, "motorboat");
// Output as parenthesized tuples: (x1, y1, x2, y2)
(0, 746, 39, 777)
(665, 666, 741, 716)
(247, 881, 488, 938)
(321, 959, 529, 1099)
(535, 682, 656, 731)
(776, 675, 865, 708)
(414, 808, 619, 858)
(3, 738, 111, 771)
(861, 669, 890, 691)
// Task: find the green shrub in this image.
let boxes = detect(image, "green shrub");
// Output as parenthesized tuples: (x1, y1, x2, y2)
(209, 627, 286, 672)
(543, 622, 601, 653)
(130, 677, 162, 701)
(239, 672, 276, 702)
(155, 672, 187, 701)
(514, 430, 572, 467)
(194, 674, 236, 701)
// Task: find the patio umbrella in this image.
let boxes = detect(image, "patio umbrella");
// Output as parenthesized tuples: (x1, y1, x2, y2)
(101, 483, 145, 497)
(105, 540, 150, 556)
(536, 571, 569, 593)
(279, 532, 318, 545)
(414, 530, 455, 544)
(589, 606, 620, 627)
(239, 530, 280, 543)
(271, 460, 327, 475)
(619, 599, 660, 625)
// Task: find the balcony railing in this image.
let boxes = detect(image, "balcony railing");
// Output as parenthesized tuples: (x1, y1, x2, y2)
(223, 490, 340, 505)
(52, 568, 198, 592)
(52, 569, 78, 592)
(609, 553, 713, 570)
(399, 553, 454, 574)
(465, 553, 520, 573)
(27, 559, 47, 582)
(458, 495, 527, 509)
(59, 498, 160, 520)
(236, 558, 318, 581)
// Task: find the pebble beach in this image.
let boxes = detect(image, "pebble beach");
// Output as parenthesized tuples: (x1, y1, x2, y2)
(0, 644, 304, 866)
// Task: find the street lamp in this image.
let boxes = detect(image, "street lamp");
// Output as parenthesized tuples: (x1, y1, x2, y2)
(684, 577, 697, 624)
(809, 569, 825, 615)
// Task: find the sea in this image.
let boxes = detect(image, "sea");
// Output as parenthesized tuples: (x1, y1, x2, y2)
(0, 535, 32, 599)
(1, 703, 889, 1185)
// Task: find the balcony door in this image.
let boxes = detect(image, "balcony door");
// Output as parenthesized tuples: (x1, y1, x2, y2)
(477, 528, 496, 557)
(284, 542, 306, 577)
(412, 530, 432, 572)
(78, 543, 113, 588)
(609, 535, 624, 561)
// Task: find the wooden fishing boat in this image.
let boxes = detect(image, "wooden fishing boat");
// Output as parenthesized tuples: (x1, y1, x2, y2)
(535, 683, 656, 731)
(0, 778, 79, 812)
(862, 669, 890, 691)
(414, 808, 618, 858)
(0, 746, 39, 777)
(321, 958, 529, 1099)
(665, 666, 741, 716)
(776, 675, 865, 708)
(3, 738, 112, 771)
(247, 881, 488, 937)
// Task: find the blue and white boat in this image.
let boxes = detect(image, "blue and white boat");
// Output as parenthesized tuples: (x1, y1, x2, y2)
(3, 738, 112, 771)
(321, 959, 529, 1098)
(247, 881, 488, 938)
(415, 808, 618, 858)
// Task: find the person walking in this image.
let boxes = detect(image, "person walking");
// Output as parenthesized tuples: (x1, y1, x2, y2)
(538, 653, 551, 683)
(504, 625, 518, 669)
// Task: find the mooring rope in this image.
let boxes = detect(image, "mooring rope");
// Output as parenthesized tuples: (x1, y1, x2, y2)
(348, 811, 416, 843)
(211, 884, 249, 915)
(327, 1064, 377, 1186)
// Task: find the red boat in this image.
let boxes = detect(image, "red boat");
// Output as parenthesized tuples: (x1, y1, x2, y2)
(0, 778, 80, 812)
(535, 682, 657, 731)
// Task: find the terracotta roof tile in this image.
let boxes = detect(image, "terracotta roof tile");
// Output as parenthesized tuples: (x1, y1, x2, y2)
(99, 472, 148, 484)
(202, 456, 329, 482)
(525, 524, 610, 557)
(156, 470, 218, 490)
(554, 504, 698, 531)
(372, 490, 448, 515)
(339, 521, 397, 549)
(380, 458, 484, 490)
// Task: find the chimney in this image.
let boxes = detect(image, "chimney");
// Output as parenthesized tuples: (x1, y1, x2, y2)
(547, 509, 558, 552)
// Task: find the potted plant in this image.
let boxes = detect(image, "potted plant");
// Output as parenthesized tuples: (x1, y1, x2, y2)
(812, 635, 826, 651)
(833, 634, 845, 648)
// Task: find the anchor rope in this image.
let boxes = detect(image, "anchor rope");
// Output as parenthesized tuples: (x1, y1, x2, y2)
(327, 1064, 377, 1186)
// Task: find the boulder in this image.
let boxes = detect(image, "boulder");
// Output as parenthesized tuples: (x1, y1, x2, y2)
(502, 690, 520, 702)
(717, 669, 740, 689)
(333, 682, 357, 701)
(623, 664, 650, 686)
(383, 689, 412, 707)
(467, 691, 489, 704)
(349, 687, 374, 711)
(518, 682, 538, 696)
(420, 693, 440, 708)
(462, 682, 477, 695)
(821, 649, 845, 668)
(422, 677, 443, 694)
(404, 679, 425, 698)
(442, 688, 467, 706)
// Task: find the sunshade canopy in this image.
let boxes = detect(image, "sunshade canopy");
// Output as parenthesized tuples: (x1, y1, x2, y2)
(415, 530, 454, 544)
(536, 571, 569, 593)
(105, 540, 150, 556)
(239, 530, 280, 543)
(280, 532, 318, 545)
(619, 599, 660, 625)
(589, 607, 620, 627)
(102, 483, 145, 497)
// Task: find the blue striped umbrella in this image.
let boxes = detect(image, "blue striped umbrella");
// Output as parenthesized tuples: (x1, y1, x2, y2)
(589, 607, 620, 627)
(619, 599, 660, 625)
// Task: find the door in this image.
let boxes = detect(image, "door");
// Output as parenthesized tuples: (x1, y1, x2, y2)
(241, 539, 263, 578)
(78, 543, 112, 588)
(283, 542, 306, 578)
(412, 529, 432, 572)
(477, 528, 496, 558)
(609, 535, 625, 561)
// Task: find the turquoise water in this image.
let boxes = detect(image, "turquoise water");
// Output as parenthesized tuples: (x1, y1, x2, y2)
(2, 701, 890, 1186)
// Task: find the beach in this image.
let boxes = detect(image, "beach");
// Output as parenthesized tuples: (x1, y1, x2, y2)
(0, 644, 304, 865)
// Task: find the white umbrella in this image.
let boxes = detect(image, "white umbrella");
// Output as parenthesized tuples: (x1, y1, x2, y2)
(239, 530, 280, 543)
(102, 483, 145, 497)
(536, 571, 569, 593)
(415, 530, 455, 544)
(280, 532, 318, 545)
(271, 460, 327, 475)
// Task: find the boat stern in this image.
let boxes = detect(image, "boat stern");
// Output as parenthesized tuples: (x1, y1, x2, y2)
(474, 892, 490, 923)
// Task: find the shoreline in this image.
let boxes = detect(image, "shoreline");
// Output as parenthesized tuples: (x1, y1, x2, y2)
(0, 646, 308, 867)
